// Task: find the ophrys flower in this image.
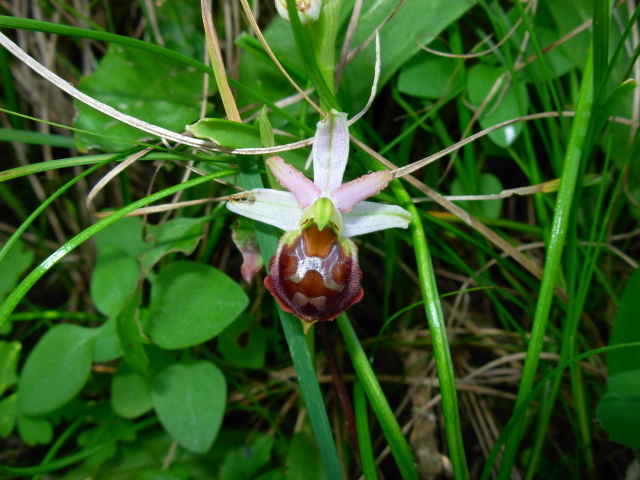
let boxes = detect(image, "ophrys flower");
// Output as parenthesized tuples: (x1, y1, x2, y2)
(228, 110, 411, 332)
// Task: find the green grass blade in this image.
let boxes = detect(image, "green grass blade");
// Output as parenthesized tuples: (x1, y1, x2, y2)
(496, 49, 594, 480)
(394, 182, 469, 480)
(354, 380, 378, 480)
(337, 314, 418, 480)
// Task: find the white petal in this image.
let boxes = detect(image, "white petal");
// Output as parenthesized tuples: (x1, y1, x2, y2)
(267, 156, 320, 208)
(329, 170, 392, 213)
(341, 201, 412, 238)
(313, 110, 350, 194)
(226, 189, 302, 232)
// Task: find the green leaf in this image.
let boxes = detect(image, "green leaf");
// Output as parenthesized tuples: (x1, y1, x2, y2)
(187, 119, 262, 148)
(343, 0, 477, 107)
(140, 217, 208, 277)
(218, 314, 267, 369)
(93, 317, 124, 363)
(607, 269, 640, 376)
(0, 239, 34, 304)
(219, 435, 274, 480)
(467, 64, 529, 148)
(147, 261, 248, 349)
(397, 46, 464, 99)
(112, 363, 152, 419)
(116, 289, 150, 377)
(74, 44, 204, 152)
(18, 324, 99, 416)
(0, 393, 17, 438)
(151, 361, 226, 453)
(287, 431, 326, 480)
(0, 340, 20, 396)
(90, 246, 140, 317)
(156, 0, 205, 59)
(17, 412, 53, 446)
(94, 216, 150, 259)
(596, 370, 640, 448)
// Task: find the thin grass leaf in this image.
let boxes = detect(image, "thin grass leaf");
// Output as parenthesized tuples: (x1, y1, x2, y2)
(354, 380, 378, 480)
(496, 48, 594, 480)
(337, 313, 418, 480)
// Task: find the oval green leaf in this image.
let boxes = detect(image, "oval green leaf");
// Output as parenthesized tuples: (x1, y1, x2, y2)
(151, 361, 226, 453)
(147, 261, 248, 349)
(18, 324, 99, 416)
(596, 370, 640, 448)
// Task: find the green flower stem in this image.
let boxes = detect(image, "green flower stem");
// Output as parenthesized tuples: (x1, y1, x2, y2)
(236, 157, 343, 480)
(337, 313, 418, 480)
(391, 181, 470, 480)
(354, 380, 379, 480)
(496, 49, 594, 479)
(0, 169, 236, 327)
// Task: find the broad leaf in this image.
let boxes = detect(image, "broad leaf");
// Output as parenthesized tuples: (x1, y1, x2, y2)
(140, 217, 208, 277)
(93, 317, 124, 363)
(596, 370, 640, 448)
(607, 268, 640, 376)
(19, 324, 99, 416)
(151, 362, 226, 453)
(147, 261, 248, 349)
(116, 289, 150, 377)
(74, 44, 203, 152)
(0, 239, 34, 304)
(90, 246, 140, 318)
(467, 64, 529, 148)
(0, 340, 20, 396)
(94, 216, 150, 259)
(0, 393, 17, 438)
(112, 363, 152, 419)
(17, 412, 53, 446)
(218, 314, 266, 369)
(219, 435, 274, 480)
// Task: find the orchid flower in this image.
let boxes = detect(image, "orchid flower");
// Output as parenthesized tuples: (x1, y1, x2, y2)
(227, 110, 412, 333)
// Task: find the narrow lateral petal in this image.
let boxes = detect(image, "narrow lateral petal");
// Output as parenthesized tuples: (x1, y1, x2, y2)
(227, 189, 302, 232)
(341, 201, 412, 238)
(329, 170, 392, 213)
(313, 110, 350, 194)
(267, 156, 320, 208)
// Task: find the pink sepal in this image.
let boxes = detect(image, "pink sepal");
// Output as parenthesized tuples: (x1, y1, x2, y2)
(267, 156, 320, 209)
(329, 170, 392, 213)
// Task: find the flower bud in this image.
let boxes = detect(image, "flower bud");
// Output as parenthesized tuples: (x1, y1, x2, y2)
(275, 0, 322, 25)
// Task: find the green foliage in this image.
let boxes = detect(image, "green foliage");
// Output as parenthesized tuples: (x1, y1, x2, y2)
(0, 239, 34, 303)
(218, 314, 267, 369)
(151, 362, 226, 453)
(147, 261, 248, 349)
(74, 45, 204, 152)
(1, 0, 638, 478)
(596, 370, 640, 448)
(18, 324, 99, 416)
(606, 269, 640, 375)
